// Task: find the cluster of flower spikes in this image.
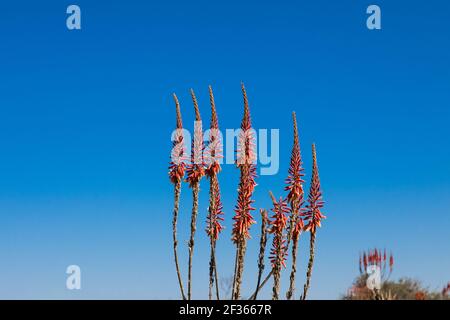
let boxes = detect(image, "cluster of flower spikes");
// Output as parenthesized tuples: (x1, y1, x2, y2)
(359, 248, 394, 277)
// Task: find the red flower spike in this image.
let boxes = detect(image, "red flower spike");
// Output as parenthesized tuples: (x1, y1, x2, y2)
(442, 282, 450, 296)
(285, 111, 305, 251)
(360, 248, 394, 281)
(206, 178, 224, 241)
(359, 253, 363, 274)
(389, 253, 394, 273)
(268, 192, 290, 269)
(205, 86, 223, 178)
(169, 93, 186, 184)
(185, 89, 205, 187)
(236, 83, 257, 168)
(205, 86, 224, 241)
(363, 252, 368, 270)
(285, 112, 305, 206)
(232, 84, 257, 244)
(302, 144, 325, 234)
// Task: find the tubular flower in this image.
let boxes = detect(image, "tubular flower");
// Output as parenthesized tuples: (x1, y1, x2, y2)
(169, 94, 187, 184)
(302, 144, 325, 234)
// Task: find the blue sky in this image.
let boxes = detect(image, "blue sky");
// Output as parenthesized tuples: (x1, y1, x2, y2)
(0, 0, 449, 299)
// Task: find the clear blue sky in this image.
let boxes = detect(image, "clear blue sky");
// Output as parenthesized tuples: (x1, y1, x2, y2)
(0, 0, 449, 299)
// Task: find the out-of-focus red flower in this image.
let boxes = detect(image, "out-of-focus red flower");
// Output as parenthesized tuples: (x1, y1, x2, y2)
(359, 253, 363, 274)
(442, 282, 450, 296)
(360, 248, 394, 281)
(389, 253, 394, 273)
(415, 291, 426, 300)
(363, 252, 368, 270)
